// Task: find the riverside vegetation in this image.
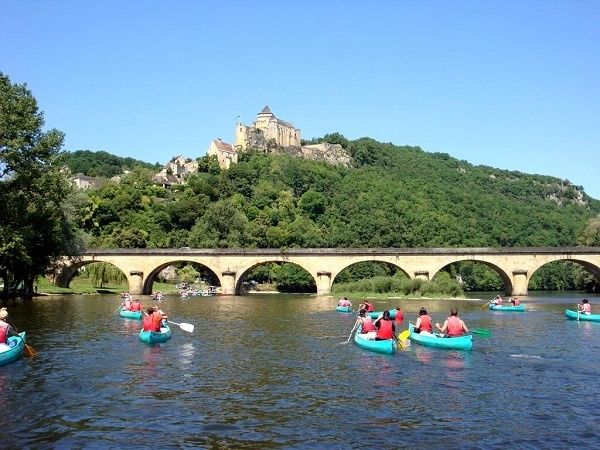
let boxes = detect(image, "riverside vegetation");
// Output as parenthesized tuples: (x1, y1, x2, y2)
(2, 71, 600, 298)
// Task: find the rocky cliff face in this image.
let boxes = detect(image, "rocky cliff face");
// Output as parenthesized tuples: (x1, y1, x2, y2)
(246, 140, 351, 167)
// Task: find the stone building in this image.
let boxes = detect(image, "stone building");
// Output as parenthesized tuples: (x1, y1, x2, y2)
(235, 106, 301, 151)
(207, 139, 238, 169)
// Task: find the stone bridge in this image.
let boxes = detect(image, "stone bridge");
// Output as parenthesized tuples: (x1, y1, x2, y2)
(53, 247, 600, 296)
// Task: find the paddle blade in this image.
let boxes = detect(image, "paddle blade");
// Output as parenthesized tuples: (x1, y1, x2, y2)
(178, 323, 194, 333)
(471, 328, 491, 337)
(480, 302, 491, 310)
(397, 329, 410, 347)
(23, 344, 37, 357)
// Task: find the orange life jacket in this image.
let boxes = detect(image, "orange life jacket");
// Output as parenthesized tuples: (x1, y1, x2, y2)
(361, 317, 375, 333)
(418, 315, 432, 332)
(376, 319, 393, 340)
(447, 316, 463, 336)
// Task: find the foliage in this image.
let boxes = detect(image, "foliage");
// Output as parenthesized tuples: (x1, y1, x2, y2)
(63, 150, 160, 178)
(0, 72, 83, 299)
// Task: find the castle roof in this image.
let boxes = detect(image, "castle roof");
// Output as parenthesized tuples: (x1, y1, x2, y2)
(212, 139, 235, 153)
(258, 105, 272, 115)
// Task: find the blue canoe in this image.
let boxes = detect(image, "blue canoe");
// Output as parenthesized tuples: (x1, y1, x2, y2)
(139, 323, 172, 344)
(119, 308, 143, 320)
(488, 304, 526, 312)
(408, 323, 473, 350)
(0, 332, 26, 366)
(565, 309, 600, 322)
(354, 326, 396, 355)
(367, 309, 397, 320)
(336, 305, 353, 313)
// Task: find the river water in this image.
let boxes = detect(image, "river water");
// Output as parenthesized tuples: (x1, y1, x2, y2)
(1, 292, 600, 449)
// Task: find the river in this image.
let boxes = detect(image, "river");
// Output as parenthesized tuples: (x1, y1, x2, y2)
(1, 292, 599, 449)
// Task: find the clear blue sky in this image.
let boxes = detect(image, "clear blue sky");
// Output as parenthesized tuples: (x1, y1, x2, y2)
(2, 0, 599, 198)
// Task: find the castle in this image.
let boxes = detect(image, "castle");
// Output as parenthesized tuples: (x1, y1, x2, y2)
(207, 106, 350, 169)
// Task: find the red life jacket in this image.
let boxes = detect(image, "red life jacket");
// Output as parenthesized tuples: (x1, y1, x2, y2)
(151, 313, 163, 331)
(395, 310, 404, 324)
(130, 301, 141, 312)
(142, 315, 155, 331)
(446, 316, 463, 336)
(376, 319, 393, 340)
(583, 303, 591, 313)
(513, 298, 520, 306)
(367, 304, 374, 312)
(418, 315, 432, 332)
(0, 321, 9, 344)
(362, 317, 375, 333)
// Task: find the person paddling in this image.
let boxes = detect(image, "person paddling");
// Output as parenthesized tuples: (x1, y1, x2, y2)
(373, 310, 395, 341)
(436, 308, 469, 336)
(0, 308, 18, 350)
(394, 306, 404, 325)
(346, 309, 376, 341)
(414, 308, 433, 334)
(578, 299, 592, 315)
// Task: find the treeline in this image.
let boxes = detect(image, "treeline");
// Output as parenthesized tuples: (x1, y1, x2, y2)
(63, 150, 160, 178)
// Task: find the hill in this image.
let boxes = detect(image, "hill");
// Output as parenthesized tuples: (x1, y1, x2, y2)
(63, 150, 160, 178)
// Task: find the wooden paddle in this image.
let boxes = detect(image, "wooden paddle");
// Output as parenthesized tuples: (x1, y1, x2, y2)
(9, 322, 37, 357)
(167, 320, 195, 333)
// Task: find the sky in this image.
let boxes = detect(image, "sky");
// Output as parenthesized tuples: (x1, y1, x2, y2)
(2, 0, 599, 198)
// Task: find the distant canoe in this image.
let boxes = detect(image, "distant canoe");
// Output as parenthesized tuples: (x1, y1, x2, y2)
(354, 326, 396, 355)
(139, 323, 172, 344)
(408, 323, 473, 350)
(367, 309, 397, 320)
(488, 304, 526, 312)
(565, 309, 600, 322)
(336, 305, 353, 313)
(0, 332, 26, 366)
(119, 308, 143, 320)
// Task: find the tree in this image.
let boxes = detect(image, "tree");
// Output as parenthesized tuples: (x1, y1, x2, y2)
(0, 72, 82, 299)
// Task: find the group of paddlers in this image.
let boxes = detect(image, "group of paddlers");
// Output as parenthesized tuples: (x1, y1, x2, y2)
(491, 295, 520, 306)
(120, 293, 168, 332)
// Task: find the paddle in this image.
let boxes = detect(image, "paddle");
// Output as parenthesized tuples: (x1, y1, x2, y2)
(167, 320, 195, 333)
(8, 322, 37, 357)
(470, 328, 491, 337)
(397, 329, 410, 348)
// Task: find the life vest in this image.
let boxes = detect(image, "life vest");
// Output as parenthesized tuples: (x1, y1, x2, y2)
(361, 317, 375, 333)
(512, 298, 520, 306)
(0, 321, 9, 344)
(395, 310, 404, 324)
(124, 299, 131, 310)
(418, 315, 432, 332)
(446, 316, 463, 336)
(376, 319, 393, 340)
(130, 301, 141, 311)
(583, 303, 591, 314)
(142, 315, 155, 331)
(367, 303, 374, 312)
(151, 313, 163, 331)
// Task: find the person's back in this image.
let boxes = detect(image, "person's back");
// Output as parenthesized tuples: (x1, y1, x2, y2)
(362, 316, 375, 333)
(394, 307, 404, 324)
(446, 315, 463, 336)
(580, 299, 591, 314)
(375, 311, 394, 340)
(130, 300, 141, 312)
(0, 320, 10, 345)
(415, 308, 432, 333)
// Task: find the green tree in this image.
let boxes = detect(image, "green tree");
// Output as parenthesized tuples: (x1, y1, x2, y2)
(0, 72, 82, 299)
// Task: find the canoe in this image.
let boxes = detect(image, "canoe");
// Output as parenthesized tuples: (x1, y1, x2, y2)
(0, 332, 26, 366)
(336, 305, 353, 313)
(367, 309, 397, 320)
(488, 304, 526, 312)
(119, 308, 143, 320)
(565, 309, 600, 322)
(354, 326, 396, 355)
(139, 323, 172, 344)
(408, 323, 473, 350)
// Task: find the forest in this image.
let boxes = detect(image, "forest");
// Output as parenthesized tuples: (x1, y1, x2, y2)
(2, 71, 600, 298)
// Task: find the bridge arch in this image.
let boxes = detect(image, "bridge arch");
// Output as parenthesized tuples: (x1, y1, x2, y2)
(54, 259, 129, 290)
(143, 260, 222, 294)
(431, 259, 513, 294)
(331, 260, 410, 285)
(235, 260, 317, 295)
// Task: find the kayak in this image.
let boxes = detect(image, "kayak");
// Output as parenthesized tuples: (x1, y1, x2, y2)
(565, 309, 600, 322)
(119, 308, 143, 320)
(0, 332, 26, 366)
(368, 309, 397, 320)
(336, 305, 353, 313)
(488, 304, 526, 312)
(408, 323, 473, 350)
(139, 323, 172, 344)
(354, 326, 396, 355)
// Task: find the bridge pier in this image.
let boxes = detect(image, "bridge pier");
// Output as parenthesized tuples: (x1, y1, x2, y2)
(128, 271, 144, 295)
(511, 270, 529, 296)
(221, 271, 236, 295)
(316, 271, 332, 295)
(414, 271, 430, 281)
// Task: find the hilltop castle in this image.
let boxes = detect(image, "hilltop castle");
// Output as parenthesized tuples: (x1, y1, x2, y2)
(207, 106, 350, 169)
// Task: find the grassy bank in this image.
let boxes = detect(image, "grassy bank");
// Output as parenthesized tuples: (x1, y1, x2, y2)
(35, 277, 179, 295)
